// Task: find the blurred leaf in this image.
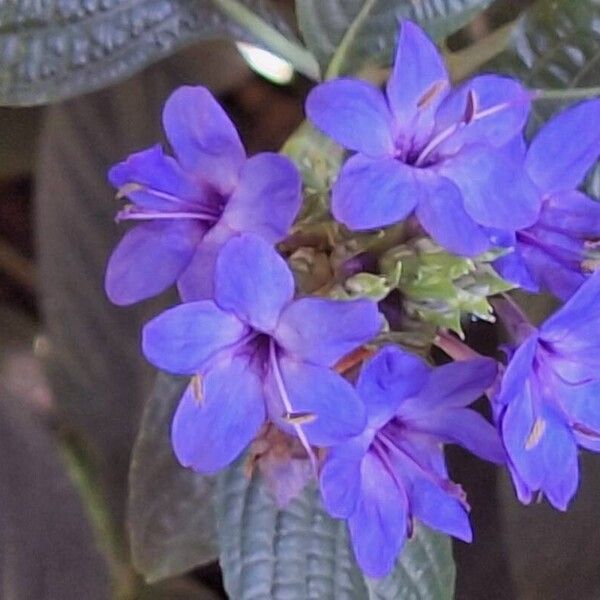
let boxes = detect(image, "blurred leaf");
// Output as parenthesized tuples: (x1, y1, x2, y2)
(0, 0, 302, 106)
(129, 373, 219, 584)
(214, 457, 455, 599)
(489, 0, 600, 122)
(295, 0, 494, 77)
(0, 386, 110, 599)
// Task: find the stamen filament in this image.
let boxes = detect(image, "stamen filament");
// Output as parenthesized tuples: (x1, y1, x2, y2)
(268, 341, 318, 476)
(116, 208, 219, 223)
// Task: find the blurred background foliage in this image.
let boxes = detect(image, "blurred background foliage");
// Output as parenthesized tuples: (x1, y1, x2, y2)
(1, 0, 600, 598)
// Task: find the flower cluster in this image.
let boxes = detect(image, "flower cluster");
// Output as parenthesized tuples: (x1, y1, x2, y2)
(106, 21, 600, 578)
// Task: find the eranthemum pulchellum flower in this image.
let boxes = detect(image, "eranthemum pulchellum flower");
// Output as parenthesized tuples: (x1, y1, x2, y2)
(495, 271, 600, 509)
(105, 86, 301, 305)
(493, 99, 600, 300)
(320, 346, 503, 577)
(142, 233, 381, 473)
(306, 21, 539, 256)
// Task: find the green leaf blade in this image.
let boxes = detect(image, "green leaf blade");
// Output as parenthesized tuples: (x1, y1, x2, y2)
(128, 373, 218, 583)
(0, 0, 297, 106)
(215, 457, 455, 599)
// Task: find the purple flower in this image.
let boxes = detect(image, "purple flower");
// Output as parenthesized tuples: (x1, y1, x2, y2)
(306, 21, 539, 257)
(320, 346, 503, 577)
(105, 86, 302, 305)
(496, 271, 600, 509)
(142, 233, 381, 474)
(494, 99, 600, 300)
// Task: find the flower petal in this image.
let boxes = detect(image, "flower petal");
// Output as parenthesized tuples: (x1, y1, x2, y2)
(221, 152, 301, 241)
(320, 447, 363, 518)
(177, 223, 235, 301)
(108, 144, 206, 211)
(306, 79, 395, 156)
(410, 408, 505, 464)
(518, 228, 585, 301)
(497, 333, 539, 407)
(105, 220, 203, 305)
(414, 171, 490, 256)
(348, 451, 408, 578)
(142, 300, 247, 374)
(403, 358, 498, 415)
(275, 297, 381, 367)
(434, 75, 531, 155)
(269, 356, 366, 447)
(172, 355, 265, 473)
(162, 86, 246, 195)
(405, 470, 472, 542)
(526, 99, 600, 193)
(537, 190, 600, 237)
(386, 20, 449, 142)
(440, 145, 541, 230)
(356, 346, 429, 429)
(332, 154, 418, 230)
(214, 234, 294, 332)
(541, 270, 600, 355)
(493, 246, 539, 293)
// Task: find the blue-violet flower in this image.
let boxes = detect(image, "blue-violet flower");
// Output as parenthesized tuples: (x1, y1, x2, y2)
(142, 233, 381, 474)
(306, 21, 539, 257)
(493, 99, 600, 300)
(496, 270, 600, 509)
(320, 345, 503, 577)
(105, 86, 301, 305)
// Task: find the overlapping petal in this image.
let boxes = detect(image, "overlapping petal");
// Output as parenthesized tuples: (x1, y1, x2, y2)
(271, 356, 366, 446)
(221, 152, 302, 242)
(331, 154, 419, 230)
(171, 355, 265, 473)
(413, 170, 490, 256)
(356, 346, 429, 429)
(105, 220, 205, 305)
(176, 223, 235, 301)
(162, 86, 246, 195)
(108, 144, 206, 211)
(525, 99, 600, 193)
(142, 300, 247, 374)
(347, 452, 408, 578)
(439, 144, 540, 230)
(214, 234, 294, 332)
(275, 297, 381, 367)
(306, 79, 395, 156)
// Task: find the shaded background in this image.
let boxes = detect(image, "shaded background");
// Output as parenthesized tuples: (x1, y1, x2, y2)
(2, 1, 600, 598)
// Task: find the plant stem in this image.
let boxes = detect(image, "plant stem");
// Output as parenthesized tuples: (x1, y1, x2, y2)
(211, 0, 320, 80)
(534, 86, 600, 101)
(433, 329, 483, 361)
(325, 0, 377, 79)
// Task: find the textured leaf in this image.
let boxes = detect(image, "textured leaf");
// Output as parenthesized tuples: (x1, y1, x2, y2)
(129, 372, 219, 583)
(214, 457, 455, 600)
(295, 0, 494, 76)
(489, 0, 600, 122)
(0, 0, 294, 105)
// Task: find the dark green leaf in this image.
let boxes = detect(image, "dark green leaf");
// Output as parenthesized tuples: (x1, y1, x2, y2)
(129, 373, 219, 583)
(0, 0, 297, 106)
(215, 457, 455, 599)
(489, 0, 600, 122)
(295, 0, 494, 77)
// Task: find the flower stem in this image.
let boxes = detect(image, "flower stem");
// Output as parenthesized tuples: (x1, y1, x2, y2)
(433, 329, 483, 361)
(490, 294, 536, 345)
(534, 87, 600, 101)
